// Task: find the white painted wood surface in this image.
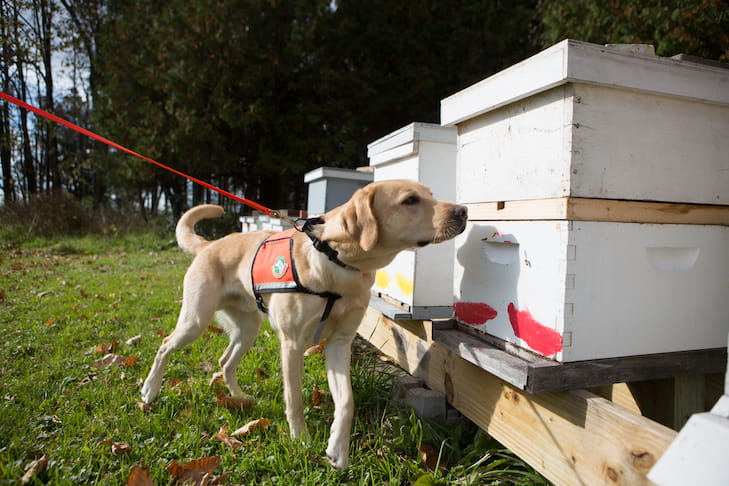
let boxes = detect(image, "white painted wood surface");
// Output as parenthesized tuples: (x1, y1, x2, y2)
(443, 40, 729, 206)
(453, 82, 729, 205)
(453, 220, 729, 362)
(368, 123, 457, 315)
(441, 39, 729, 126)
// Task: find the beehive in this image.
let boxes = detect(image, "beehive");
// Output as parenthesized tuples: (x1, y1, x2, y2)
(367, 122, 457, 319)
(442, 40, 729, 361)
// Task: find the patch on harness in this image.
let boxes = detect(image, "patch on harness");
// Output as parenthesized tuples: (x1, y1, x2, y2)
(272, 256, 288, 279)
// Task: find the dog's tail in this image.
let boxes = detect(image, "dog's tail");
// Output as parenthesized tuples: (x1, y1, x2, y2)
(176, 204, 225, 255)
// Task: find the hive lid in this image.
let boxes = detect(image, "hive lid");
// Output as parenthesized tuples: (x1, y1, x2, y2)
(367, 122, 456, 164)
(441, 39, 729, 127)
(303, 167, 374, 184)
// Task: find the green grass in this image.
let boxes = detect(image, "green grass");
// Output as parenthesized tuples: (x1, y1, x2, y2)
(0, 234, 549, 485)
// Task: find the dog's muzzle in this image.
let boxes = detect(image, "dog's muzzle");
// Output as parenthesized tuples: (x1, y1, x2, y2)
(418, 205, 469, 246)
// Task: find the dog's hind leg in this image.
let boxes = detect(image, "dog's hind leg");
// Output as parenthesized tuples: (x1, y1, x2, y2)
(215, 308, 262, 397)
(141, 279, 219, 404)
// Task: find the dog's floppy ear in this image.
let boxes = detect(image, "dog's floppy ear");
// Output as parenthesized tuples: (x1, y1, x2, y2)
(342, 185, 379, 252)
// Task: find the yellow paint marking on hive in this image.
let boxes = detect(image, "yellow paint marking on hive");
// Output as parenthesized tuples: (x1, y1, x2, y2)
(375, 270, 391, 290)
(396, 273, 414, 296)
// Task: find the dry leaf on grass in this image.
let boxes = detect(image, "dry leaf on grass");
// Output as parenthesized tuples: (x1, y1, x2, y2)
(101, 440, 132, 455)
(214, 426, 243, 450)
(125, 355, 140, 367)
(208, 372, 224, 386)
(231, 418, 270, 437)
(92, 353, 126, 369)
(419, 443, 447, 472)
(136, 401, 152, 412)
(207, 325, 224, 335)
(21, 454, 48, 484)
(126, 465, 153, 486)
(125, 335, 142, 346)
(312, 385, 331, 406)
(166, 455, 221, 485)
(303, 342, 325, 356)
(214, 388, 254, 410)
(93, 341, 118, 355)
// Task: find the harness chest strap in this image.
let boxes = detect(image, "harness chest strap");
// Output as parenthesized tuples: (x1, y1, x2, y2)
(251, 227, 349, 344)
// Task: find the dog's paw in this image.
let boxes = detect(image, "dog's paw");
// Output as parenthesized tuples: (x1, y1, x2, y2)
(326, 449, 348, 471)
(140, 379, 160, 404)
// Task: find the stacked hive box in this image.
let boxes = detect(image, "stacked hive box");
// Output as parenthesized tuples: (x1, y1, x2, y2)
(441, 40, 729, 362)
(367, 122, 457, 319)
(304, 167, 373, 216)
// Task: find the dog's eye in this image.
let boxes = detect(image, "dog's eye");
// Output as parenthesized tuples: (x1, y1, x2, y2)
(402, 195, 419, 206)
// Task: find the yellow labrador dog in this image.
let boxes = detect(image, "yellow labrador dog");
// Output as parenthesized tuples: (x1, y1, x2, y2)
(141, 179, 467, 470)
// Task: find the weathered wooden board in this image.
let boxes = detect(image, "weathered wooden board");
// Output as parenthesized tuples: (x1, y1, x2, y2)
(431, 321, 727, 394)
(357, 307, 677, 486)
(466, 198, 729, 225)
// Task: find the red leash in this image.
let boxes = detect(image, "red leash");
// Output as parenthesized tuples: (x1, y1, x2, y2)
(0, 91, 277, 216)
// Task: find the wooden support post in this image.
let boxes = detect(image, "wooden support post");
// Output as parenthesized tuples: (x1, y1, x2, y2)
(358, 308, 677, 486)
(673, 375, 706, 430)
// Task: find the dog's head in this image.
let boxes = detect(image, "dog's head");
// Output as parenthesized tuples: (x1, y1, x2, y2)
(339, 179, 467, 255)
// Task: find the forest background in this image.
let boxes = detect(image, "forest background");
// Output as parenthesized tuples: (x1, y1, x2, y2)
(1, 0, 728, 223)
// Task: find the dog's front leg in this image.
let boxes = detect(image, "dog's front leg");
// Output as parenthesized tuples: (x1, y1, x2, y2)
(280, 340, 309, 441)
(324, 336, 354, 471)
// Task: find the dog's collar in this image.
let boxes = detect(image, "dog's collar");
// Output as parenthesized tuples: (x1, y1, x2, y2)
(297, 217, 360, 272)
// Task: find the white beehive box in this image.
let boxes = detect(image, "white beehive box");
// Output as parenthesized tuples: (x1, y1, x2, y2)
(443, 40, 729, 362)
(304, 167, 373, 216)
(368, 122, 457, 319)
(441, 40, 729, 206)
(454, 220, 729, 362)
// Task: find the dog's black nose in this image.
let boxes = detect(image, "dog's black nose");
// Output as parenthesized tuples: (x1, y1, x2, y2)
(451, 205, 468, 219)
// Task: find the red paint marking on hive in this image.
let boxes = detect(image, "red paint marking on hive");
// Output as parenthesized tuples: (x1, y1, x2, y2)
(454, 302, 498, 325)
(507, 303, 562, 356)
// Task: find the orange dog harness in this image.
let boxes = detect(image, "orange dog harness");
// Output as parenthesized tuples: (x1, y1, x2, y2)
(251, 225, 346, 344)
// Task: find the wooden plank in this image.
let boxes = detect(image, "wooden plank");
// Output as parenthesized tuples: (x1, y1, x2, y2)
(526, 348, 727, 394)
(466, 198, 729, 225)
(673, 375, 706, 430)
(432, 323, 727, 394)
(358, 308, 677, 486)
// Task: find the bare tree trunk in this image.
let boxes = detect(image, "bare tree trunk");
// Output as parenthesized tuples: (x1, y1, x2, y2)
(35, 0, 61, 193)
(0, 0, 15, 203)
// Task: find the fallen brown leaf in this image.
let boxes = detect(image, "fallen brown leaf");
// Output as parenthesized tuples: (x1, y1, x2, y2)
(231, 418, 270, 437)
(214, 426, 243, 450)
(124, 355, 140, 367)
(44, 317, 56, 326)
(126, 464, 153, 486)
(101, 440, 132, 456)
(214, 388, 254, 410)
(166, 456, 221, 485)
(420, 443, 447, 472)
(254, 368, 267, 380)
(136, 401, 152, 412)
(92, 353, 125, 369)
(304, 342, 325, 356)
(207, 325, 224, 335)
(93, 341, 118, 355)
(21, 454, 48, 484)
(126, 335, 142, 346)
